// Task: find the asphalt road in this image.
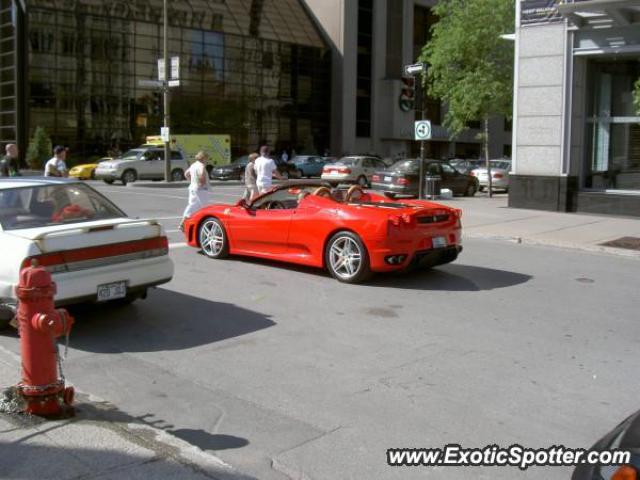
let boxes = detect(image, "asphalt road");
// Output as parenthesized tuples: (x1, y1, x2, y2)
(1, 180, 638, 480)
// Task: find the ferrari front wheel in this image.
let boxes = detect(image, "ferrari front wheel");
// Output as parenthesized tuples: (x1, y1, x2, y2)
(199, 217, 229, 259)
(325, 231, 371, 283)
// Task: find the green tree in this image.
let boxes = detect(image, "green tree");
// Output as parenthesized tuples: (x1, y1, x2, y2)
(420, 0, 514, 196)
(26, 126, 52, 170)
(633, 77, 640, 116)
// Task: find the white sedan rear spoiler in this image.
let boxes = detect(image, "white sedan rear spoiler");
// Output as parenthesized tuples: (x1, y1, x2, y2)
(31, 219, 162, 241)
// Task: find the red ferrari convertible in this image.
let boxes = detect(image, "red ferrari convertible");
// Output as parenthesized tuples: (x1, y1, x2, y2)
(183, 182, 463, 283)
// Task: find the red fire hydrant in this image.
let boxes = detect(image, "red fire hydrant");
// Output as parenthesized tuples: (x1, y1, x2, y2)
(14, 260, 75, 417)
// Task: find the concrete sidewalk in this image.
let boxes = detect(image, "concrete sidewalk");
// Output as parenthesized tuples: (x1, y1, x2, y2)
(438, 194, 640, 258)
(0, 349, 256, 480)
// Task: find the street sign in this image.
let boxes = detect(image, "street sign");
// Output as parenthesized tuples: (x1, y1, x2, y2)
(161, 127, 170, 143)
(167, 79, 180, 88)
(138, 79, 164, 88)
(414, 120, 432, 141)
(170, 56, 180, 80)
(157, 59, 165, 81)
(404, 63, 426, 76)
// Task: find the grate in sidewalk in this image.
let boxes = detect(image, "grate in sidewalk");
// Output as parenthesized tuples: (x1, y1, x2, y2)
(599, 236, 640, 251)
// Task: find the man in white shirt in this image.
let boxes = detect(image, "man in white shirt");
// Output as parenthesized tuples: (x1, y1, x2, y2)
(44, 146, 69, 177)
(254, 145, 282, 193)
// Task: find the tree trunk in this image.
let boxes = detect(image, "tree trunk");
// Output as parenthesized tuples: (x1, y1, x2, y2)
(484, 116, 492, 198)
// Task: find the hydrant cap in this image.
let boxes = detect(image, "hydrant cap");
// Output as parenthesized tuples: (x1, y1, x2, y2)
(19, 263, 53, 289)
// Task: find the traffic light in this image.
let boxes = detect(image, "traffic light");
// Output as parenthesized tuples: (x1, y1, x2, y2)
(399, 77, 415, 112)
(151, 92, 161, 116)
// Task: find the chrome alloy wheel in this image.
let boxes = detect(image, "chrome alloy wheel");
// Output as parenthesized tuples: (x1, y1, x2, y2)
(329, 236, 363, 280)
(200, 219, 225, 257)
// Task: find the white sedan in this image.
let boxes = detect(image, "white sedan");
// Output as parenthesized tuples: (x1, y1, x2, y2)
(0, 177, 174, 327)
(471, 160, 511, 192)
(321, 156, 388, 187)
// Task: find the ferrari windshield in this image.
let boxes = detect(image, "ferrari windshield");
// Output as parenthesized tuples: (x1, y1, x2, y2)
(0, 183, 126, 231)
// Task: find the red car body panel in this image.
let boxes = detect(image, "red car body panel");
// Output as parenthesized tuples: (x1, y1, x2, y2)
(183, 187, 462, 273)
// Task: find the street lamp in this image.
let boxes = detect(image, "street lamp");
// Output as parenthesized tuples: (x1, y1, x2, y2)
(163, 0, 171, 182)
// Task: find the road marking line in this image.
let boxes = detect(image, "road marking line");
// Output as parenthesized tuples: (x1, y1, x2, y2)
(169, 242, 189, 250)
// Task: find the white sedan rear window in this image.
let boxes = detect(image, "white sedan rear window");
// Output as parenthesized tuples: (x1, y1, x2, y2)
(0, 183, 125, 230)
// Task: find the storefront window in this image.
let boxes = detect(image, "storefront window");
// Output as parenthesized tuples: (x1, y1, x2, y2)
(585, 60, 640, 191)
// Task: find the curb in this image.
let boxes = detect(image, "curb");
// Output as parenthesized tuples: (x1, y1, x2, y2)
(464, 232, 640, 259)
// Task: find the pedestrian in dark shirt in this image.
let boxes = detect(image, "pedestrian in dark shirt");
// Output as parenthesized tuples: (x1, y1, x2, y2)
(0, 144, 19, 177)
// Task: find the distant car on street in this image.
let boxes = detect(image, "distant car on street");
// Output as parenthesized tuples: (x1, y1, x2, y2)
(94, 147, 188, 185)
(370, 159, 479, 198)
(571, 409, 639, 480)
(449, 159, 485, 175)
(0, 177, 174, 328)
(209, 156, 248, 181)
(321, 156, 388, 187)
(68, 157, 112, 180)
(182, 180, 463, 284)
(291, 155, 327, 178)
(471, 160, 511, 192)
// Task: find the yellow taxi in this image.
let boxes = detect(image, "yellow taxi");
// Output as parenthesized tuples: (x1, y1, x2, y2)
(69, 157, 112, 180)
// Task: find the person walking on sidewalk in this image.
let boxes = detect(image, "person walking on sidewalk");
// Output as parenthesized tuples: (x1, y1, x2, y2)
(179, 151, 210, 232)
(243, 153, 259, 201)
(44, 146, 68, 177)
(0, 144, 20, 177)
(254, 145, 282, 194)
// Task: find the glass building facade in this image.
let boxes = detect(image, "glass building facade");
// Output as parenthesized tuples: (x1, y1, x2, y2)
(5, 0, 331, 161)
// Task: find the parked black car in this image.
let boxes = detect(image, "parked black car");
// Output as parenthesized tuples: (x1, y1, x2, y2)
(370, 159, 479, 198)
(572, 409, 639, 480)
(209, 155, 301, 181)
(210, 156, 248, 180)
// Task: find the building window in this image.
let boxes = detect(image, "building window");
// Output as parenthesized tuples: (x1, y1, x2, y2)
(584, 60, 640, 191)
(356, 0, 373, 138)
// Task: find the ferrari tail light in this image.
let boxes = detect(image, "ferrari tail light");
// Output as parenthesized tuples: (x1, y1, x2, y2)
(396, 177, 409, 186)
(372, 174, 380, 182)
(492, 173, 504, 179)
(338, 167, 351, 174)
(611, 465, 637, 480)
(389, 214, 413, 227)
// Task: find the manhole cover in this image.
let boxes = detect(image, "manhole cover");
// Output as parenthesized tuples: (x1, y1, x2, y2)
(599, 236, 640, 251)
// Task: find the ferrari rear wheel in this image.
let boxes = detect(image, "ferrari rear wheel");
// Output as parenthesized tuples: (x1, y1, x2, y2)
(325, 231, 371, 283)
(199, 217, 229, 259)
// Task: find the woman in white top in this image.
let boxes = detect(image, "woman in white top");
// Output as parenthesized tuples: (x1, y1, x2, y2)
(179, 151, 210, 231)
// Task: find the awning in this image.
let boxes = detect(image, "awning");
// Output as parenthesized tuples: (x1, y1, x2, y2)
(558, 0, 640, 28)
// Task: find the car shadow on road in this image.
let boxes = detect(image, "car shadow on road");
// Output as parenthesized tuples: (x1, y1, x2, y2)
(65, 288, 275, 354)
(368, 263, 532, 291)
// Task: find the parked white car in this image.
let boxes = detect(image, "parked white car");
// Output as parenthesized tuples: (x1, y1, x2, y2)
(0, 178, 174, 328)
(471, 160, 511, 192)
(321, 156, 387, 187)
(94, 147, 189, 185)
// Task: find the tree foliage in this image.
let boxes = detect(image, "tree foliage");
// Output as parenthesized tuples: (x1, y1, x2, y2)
(26, 126, 52, 170)
(420, 0, 515, 136)
(634, 77, 640, 116)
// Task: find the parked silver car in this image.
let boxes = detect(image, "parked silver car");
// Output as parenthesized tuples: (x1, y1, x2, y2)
(471, 160, 511, 192)
(95, 148, 189, 185)
(321, 156, 387, 187)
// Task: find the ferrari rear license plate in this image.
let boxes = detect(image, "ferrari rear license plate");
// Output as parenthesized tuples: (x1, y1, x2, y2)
(432, 236, 447, 248)
(384, 176, 392, 182)
(97, 281, 127, 302)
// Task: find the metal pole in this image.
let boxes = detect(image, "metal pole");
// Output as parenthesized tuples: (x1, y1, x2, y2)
(163, 0, 171, 182)
(418, 73, 426, 199)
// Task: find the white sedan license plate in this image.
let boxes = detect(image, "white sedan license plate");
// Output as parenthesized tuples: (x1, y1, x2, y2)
(384, 176, 392, 182)
(432, 236, 447, 248)
(97, 281, 127, 302)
